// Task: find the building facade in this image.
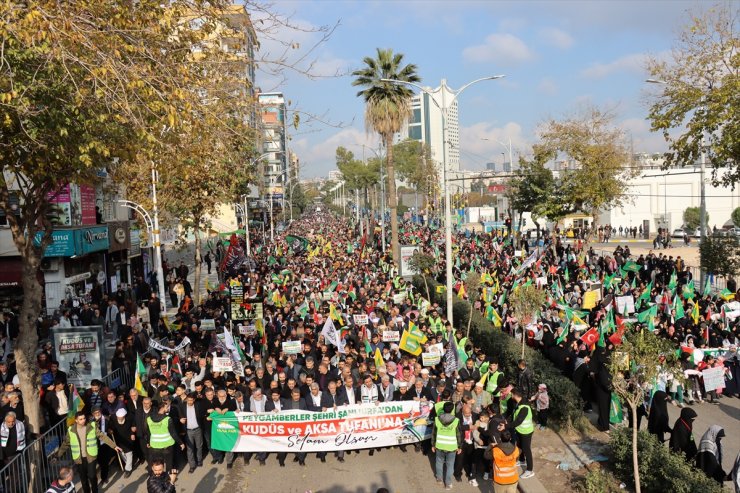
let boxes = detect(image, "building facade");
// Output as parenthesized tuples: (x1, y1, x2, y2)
(396, 80, 460, 192)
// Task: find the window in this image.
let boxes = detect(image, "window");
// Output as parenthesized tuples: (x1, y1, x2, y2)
(409, 125, 422, 140)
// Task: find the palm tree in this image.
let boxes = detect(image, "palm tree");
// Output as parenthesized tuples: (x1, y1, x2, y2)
(352, 48, 420, 265)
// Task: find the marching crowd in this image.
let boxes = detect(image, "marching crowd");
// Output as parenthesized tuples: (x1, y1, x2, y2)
(0, 209, 739, 493)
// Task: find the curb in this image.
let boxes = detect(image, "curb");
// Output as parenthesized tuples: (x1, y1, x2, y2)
(518, 475, 549, 493)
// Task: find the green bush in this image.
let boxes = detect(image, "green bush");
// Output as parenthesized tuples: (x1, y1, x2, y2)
(610, 428, 723, 493)
(414, 276, 586, 430)
(578, 467, 623, 493)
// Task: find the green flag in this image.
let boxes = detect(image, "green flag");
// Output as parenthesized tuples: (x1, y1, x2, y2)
(668, 269, 677, 292)
(703, 277, 711, 297)
(683, 280, 695, 300)
(636, 304, 658, 323)
(673, 295, 685, 319)
(622, 260, 641, 273)
(556, 325, 569, 344)
(564, 267, 570, 283)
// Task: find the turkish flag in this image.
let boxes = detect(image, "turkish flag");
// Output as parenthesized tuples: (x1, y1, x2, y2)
(580, 327, 599, 346)
(609, 325, 626, 346)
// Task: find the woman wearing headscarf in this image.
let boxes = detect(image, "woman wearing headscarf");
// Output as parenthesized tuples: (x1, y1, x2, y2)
(668, 407, 698, 461)
(696, 425, 728, 483)
(647, 390, 672, 442)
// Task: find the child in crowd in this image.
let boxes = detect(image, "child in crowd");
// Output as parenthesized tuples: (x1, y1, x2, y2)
(531, 383, 549, 429)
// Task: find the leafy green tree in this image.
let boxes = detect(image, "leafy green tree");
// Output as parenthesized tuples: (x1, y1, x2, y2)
(646, 5, 740, 187)
(608, 329, 683, 493)
(393, 139, 438, 197)
(352, 48, 420, 265)
(731, 207, 740, 227)
(509, 284, 546, 359)
(409, 252, 437, 300)
(506, 148, 555, 231)
(699, 234, 740, 279)
(0, 0, 239, 436)
(537, 106, 634, 236)
(682, 206, 709, 230)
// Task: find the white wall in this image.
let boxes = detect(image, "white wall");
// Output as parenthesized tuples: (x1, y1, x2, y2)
(602, 166, 740, 232)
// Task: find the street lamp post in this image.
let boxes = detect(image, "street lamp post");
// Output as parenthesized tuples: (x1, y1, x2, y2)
(151, 165, 167, 312)
(381, 76, 506, 325)
(117, 199, 165, 310)
(352, 143, 387, 253)
(647, 78, 708, 286)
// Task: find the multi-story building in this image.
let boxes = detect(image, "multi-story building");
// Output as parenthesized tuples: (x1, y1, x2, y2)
(396, 80, 460, 192)
(258, 92, 289, 200)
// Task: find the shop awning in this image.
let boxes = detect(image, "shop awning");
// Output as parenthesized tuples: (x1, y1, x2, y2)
(0, 257, 23, 288)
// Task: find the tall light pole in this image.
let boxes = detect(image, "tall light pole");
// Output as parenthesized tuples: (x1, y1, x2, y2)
(151, 164, 167, 312)
(117, 199, 165, 310)
(381, 76, 506, 325)
(647, 78, 707, 286)
(352, 143, 387, 252)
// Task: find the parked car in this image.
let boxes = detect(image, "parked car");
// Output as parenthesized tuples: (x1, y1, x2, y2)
(671, 228, 687, 239)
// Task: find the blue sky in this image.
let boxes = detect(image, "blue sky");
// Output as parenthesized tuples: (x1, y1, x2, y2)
(251, 0, 709, 178)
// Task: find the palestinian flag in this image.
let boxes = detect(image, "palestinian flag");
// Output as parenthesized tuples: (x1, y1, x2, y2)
(66, 384, 85, 426)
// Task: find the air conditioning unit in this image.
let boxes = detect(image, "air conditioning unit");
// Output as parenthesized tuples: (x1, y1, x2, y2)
(40, 258, 60, 272)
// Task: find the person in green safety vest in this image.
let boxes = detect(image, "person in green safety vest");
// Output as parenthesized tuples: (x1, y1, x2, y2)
(511, 389, 536, 479)
(431, 401, 462, 490)
(428, 310, 443, 335)
(145, 400, 184, 485)
(485, 361, 504, 396)
(54, 411, 120, 493)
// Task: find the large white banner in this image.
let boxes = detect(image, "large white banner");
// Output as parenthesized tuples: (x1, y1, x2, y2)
(210, 402, 432, 453)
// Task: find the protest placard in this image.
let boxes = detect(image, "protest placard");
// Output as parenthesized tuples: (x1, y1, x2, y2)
(392, 292, 407, 304)
(200, 319, 216, 331)
(382, 330, 400, 342)
(616, 295, 635, 314)
(422, 352, 441, 367)
(353, 314, 369, 326)
(282, 340, 302, 355)
(702, 366, 725, 392)
(212, 357, 233, 373)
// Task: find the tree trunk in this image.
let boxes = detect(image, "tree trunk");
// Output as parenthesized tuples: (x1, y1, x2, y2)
(631, 402, 641, 493)
(193, 221, 202, 305)
(385, 133, 400, 265)
(16, 247, 44, 435)
(423, 276, 430, 302)
(466, 303, 473, 339)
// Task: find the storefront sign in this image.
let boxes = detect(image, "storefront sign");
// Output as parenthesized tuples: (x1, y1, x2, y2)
(37, 230, 76, 257)
(65, 272, 91, 284)
(129, 228, 141, 257)
(52, 326, 105, 389)
(107, 221, 130, 253)
(209, 402, 432, 453)
(76, 226, 109, 255)
(80, 185, 97, 225)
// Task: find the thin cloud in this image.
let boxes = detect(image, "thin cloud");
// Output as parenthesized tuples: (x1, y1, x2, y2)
(537, 77, 558, 96)
(581, 51, 669, 79)
(462, 33, 535, 65)
(538, 27, 574, 49)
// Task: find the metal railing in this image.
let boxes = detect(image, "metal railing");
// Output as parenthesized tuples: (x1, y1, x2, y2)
(0, 418, 69, 493)
(0, 336, 169, 493)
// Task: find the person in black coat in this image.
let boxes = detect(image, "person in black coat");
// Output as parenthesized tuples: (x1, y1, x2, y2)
(669, 407, 698, 461)
(593, 362, 612, 432)
(647, 391, 672, 443)
(319, 381, 342, 410)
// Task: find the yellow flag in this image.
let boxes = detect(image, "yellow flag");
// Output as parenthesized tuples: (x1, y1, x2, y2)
(582, 290, 598, 310)
(458, 283, 466, 299)
(374, 348, 385, 369)
(492, 308, 502, 328)
(399, 330, 422, 356)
